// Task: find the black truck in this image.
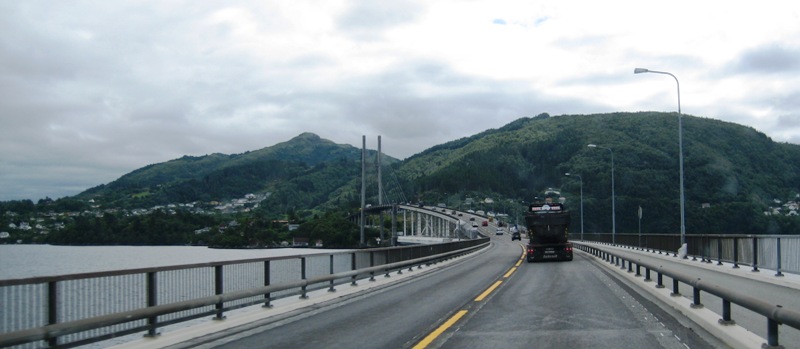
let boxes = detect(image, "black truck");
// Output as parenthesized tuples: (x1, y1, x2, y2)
(525, 202, 573, 262)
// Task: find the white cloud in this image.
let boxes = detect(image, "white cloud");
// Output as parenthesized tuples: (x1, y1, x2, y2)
(1, 0, 800, 201)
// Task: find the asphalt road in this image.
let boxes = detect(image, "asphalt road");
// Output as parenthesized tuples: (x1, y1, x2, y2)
(173, 232, 723, 349)
(436, 251, 718, 349)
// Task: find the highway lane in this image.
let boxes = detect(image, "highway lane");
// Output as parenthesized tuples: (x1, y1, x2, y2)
(181, 234, 521, 349)
(435, 249, 720, 349)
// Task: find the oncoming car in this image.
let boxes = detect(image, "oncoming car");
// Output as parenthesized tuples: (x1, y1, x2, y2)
(511, 231, 521, 241)
(495, 228, 504, 235)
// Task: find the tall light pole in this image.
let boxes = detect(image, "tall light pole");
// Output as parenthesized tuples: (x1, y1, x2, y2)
(634, 68, 686, 252)
(588, 144, 615, 244)
(565, 173, 584, 241)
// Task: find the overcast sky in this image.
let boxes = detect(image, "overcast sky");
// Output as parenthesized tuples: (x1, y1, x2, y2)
(2, 1, 799, 201)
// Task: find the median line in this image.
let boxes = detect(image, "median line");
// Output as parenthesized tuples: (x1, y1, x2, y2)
(412, 310, 468, 349)
(413, 251, 522, 348)
(474, 280, 503, 302)
(503, 267, 516, 278)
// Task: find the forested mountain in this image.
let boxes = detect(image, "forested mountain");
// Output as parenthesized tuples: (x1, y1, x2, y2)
(75, 132, 395, 212)
(394, 112, 800, 235)
(5, 112, 800, 242)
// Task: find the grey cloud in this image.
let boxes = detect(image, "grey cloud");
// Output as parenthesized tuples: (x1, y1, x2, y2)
(728, 43, 800, 74)
(337, 0, 424, 40)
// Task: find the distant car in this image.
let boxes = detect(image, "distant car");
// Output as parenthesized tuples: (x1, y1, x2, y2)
(495, 228, 504, 235)
(482, 221, 488, 226)
(511, 231, 521, 241)
(458, 213, 463, 216)
(469, 217, 475, 221)
(472, 222, 479, 227)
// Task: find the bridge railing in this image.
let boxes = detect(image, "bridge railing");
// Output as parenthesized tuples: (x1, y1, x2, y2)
(571, 233, 800, 274)
(0, 238, 489, 349)
(575, 242, 800, 348)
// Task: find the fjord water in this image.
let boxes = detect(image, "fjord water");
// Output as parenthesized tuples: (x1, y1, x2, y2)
(0, 244, 343, 280)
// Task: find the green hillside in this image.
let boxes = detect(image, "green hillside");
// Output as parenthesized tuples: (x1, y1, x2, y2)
(7, 111, 799, 242)
(76, 133, 394, 210)
(395, 112, 800, 235)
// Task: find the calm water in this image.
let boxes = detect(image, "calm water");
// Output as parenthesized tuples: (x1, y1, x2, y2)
(0, 244, 346, 280)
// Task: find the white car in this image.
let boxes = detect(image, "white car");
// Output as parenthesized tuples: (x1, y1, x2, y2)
(495, 228, 504, 235)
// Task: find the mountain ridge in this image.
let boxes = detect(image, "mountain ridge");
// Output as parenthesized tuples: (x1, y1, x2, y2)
(44, 112, 800, 235)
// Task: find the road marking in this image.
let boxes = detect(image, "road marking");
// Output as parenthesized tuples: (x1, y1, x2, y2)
(414, 248, 520, 348)
(474, 280, 503, 302)
(503, 267, 516, 278)
(412, 310, 468, 349)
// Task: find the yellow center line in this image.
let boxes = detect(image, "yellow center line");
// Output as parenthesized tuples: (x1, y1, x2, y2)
(415, 250, 524, 348)
(412, 310, 468, 349)
(503, 267, 516, 278)
(474, 280, 503, 302)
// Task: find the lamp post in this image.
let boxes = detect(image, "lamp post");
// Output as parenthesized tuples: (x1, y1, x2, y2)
(634, 68, 686, 252)
(588, 144, 615, 244)
(565, 173, 584, 241)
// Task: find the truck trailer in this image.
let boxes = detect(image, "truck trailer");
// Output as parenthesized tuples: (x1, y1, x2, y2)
(525, 202, 573, 262)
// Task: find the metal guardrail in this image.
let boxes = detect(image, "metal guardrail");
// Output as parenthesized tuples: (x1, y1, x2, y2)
(575, 242, 800, 348)
(571, 233, 800, 274)
(0, 239, 489, 349)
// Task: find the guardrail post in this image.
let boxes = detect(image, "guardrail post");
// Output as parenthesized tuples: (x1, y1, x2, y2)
(775, 238, 784, 277)
(691, 285, 703, 308)
(656, 273, 664, 288)
(768, 308, 781, 348)
(350, 253, 358, 286)
(732, 237, 740, 269)
(264, 260, 273, 307)
(644, 268, 651, 282)
(328, 255, 337, 292)
(719, 299, 735, 325)
(717, 238, 723, 265)
(385, 250, 392, 277)
(752, 237, 760, 272)
(145, 272, 159, 336)
(671, 279, 680, 296)
(300, 257, 309, 299)
(369, 251, 376, 281)
(627, 260, 633, 273)
(214, 265, 225, 320)
(48, 281, 58, 347)
(635, 264, 641, 277)
(396, 247, 406, 274)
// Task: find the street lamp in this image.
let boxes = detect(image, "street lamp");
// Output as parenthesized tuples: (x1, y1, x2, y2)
(588, 144, 615, 244)
(565, 173, 584, 241)
(634, 68, 686, 253)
